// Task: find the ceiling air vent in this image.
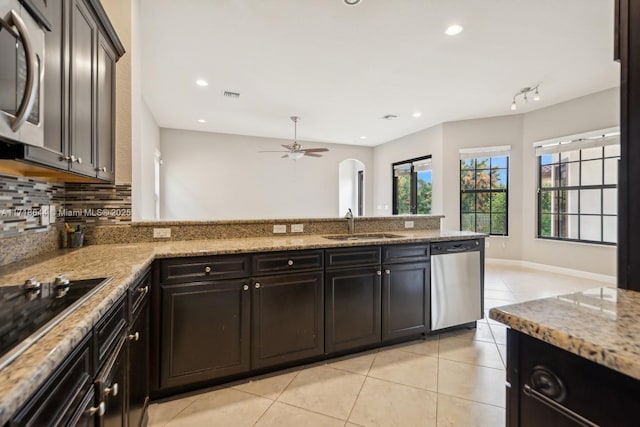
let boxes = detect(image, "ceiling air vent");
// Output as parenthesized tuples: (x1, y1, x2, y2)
(383, 114, 398, 120)
(223, 91, 240, 99)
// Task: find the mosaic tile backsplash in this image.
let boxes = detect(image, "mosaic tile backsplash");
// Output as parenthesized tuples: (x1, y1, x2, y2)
(0, 173, 132, 266)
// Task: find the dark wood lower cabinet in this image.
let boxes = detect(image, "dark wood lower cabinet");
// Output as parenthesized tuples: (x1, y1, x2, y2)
(252, 272, 324, 369)
(96, 338, 127, 427)
(128, 297, 149, 427)
(325, 267, 381, 353)
(507, 330, 640, 427)
(381, 262, 430, 341)
(160, 279, 251, 389)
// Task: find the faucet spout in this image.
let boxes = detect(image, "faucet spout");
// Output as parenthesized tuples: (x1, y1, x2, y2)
(344, 208, 354, 234)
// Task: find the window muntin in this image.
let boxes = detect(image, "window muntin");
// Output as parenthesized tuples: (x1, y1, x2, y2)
(392, 155, 432, 215)
(537, 146, 619, 245)
(460, 156, 509, 235)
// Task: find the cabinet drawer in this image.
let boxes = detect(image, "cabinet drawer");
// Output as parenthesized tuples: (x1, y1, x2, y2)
(160, 255, 251, 283)
(11, 333, 93, 427)
(94, 295, 127, 370)
(129, 269, 151, 321)
(252, 250, 324, 275)
(383, 244, 430, 264)
(325, 246, 381, 269)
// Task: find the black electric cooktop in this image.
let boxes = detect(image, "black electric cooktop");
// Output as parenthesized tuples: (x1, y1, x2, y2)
(0, 277, 112, 369)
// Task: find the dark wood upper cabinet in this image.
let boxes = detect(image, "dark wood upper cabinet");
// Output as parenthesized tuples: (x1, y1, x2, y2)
(0, 0, 124, 182)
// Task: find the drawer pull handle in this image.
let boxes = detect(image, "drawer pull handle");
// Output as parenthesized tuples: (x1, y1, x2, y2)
(287, 260, 294, 266)
(128, 332, 140, 341)
(105, 382, 118, 397)
(243, 284, 249, 291)
(255, 283, 261, 289)
(204, 266, 212, 273)
(137, 286, 149, 296)
(523, 384, 597, 427)
(87, 401, 105, 417)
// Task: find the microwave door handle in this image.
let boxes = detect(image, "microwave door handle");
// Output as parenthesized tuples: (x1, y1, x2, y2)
(6, 10, 37, 132)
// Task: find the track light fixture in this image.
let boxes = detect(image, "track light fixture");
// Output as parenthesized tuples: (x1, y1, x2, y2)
(511, 84, 540, 110)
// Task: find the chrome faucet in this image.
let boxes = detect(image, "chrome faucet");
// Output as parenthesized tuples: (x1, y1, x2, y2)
(344, 208, 354, 234)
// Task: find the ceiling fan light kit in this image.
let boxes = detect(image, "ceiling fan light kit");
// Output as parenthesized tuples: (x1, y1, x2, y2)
(259, 116, 329, 160)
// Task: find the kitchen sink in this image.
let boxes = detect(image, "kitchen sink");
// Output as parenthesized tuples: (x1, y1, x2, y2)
(322, 233, 405, 241)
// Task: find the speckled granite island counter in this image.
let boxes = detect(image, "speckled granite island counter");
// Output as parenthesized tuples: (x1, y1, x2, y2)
(490, 287, 640, 426)
(0, 229, 482, 425)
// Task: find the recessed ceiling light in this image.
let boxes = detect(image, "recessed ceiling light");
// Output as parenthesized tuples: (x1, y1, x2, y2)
(360, 136, 367, 140)
(197, 119, 206, 123)
(445, 24, 464, 36)
(412, 112, 422, 118)
(196, 79, 208, 87)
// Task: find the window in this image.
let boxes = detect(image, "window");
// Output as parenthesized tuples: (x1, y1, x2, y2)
(536, 130, 619, 245)
(392, 155, 432, 214)
(460, 152, 509, 235)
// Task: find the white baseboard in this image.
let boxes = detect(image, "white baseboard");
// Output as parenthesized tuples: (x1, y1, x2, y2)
(486, 258, 616, 284)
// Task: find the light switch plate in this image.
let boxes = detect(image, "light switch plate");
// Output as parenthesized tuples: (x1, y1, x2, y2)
(49, 205, 56, 224)
(273, 224, 287, 234)
(291, 224, 304, 233)
(153, 228, 171, 238)
(404, 221, 414, 228)
(40, 205, 50, 226)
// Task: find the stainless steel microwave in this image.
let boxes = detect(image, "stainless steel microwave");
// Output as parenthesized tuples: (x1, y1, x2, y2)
(0, 0, 45, 147)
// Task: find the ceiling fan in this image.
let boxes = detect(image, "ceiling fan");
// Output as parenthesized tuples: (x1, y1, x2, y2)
(260, 116, 329, 159)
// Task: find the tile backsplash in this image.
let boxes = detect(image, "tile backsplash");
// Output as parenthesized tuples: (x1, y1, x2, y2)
(0, 173, 131, 266)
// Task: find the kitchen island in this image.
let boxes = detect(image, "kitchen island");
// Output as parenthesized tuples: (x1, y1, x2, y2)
(0, 229, 482, 425)
(490, 287, 640, 426)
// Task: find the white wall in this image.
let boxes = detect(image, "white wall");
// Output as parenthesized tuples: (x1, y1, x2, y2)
(339, 159, 365, 216)
(134, 100, 160, 220)
(373, 125, 443, 216)
(521, 88, 619, 276)
(160, 129, 373, 220)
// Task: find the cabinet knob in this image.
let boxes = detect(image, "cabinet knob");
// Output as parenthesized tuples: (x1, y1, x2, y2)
(255, 282, 261, 289)
(287, 259, 294, 266)
(95, 166, 108, 172)
(243, 284, 249, 291)
(101, 166, 107, 172)
(385, 269, 390, 275)
(128, 332, 140, 341)
(76, 157, 82, 164)
(105, 382, 118, 397)
(376, 270, 381, 276)
(87, 401, 105, 417)
(59, 155, 71, 162)
(204, 266, 212, 273)
(69, 155, 77, 163)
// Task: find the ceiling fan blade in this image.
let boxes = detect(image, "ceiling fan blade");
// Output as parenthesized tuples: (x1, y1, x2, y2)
(301, 148, 329, 153)
(304, 152, 323, 157)
(281, 154, 289, 158)
(281, 144, 293, 150)
(258, 150, 289, 153)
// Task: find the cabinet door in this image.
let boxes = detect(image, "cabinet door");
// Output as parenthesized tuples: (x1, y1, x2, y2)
(96, 31, 116, 181)
(325, 267, 381, 353)
(128, 299, 149, 427)
(160, 279, 251, 389)
(252, 272, 324, 369)
(96, 338, 127, 427)
(24, 0, 70, 169)
(382, 262, 430, 341)
(69, 0, 98, 176)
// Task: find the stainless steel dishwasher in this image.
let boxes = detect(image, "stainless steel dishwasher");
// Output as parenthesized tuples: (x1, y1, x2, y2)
(430, 239, 483, 330)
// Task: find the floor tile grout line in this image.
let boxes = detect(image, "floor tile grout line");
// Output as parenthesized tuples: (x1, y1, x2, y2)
(251, 368, 303, 426)
(158, 395, 201, 426)
(273, 399, 353, 423)
(436, 390, 506, 409)
(341, 351, 377, 424)
(364, 372, 439, 394)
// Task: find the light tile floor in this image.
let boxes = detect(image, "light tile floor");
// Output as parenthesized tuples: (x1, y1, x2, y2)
(149, 263, 611, 427)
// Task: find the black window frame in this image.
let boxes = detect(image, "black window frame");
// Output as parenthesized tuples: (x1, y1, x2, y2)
(392, 155, 432, 215)
(459, 156, 509, 236)
(536, 145, 618, 246)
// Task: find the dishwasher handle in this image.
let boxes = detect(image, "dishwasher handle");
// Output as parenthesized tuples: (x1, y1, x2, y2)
(431, 239, 481, 255)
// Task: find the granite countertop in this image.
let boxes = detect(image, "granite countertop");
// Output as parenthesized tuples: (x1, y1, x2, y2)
(489, 287, 640, 381)
(0, 229, 482, 424)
